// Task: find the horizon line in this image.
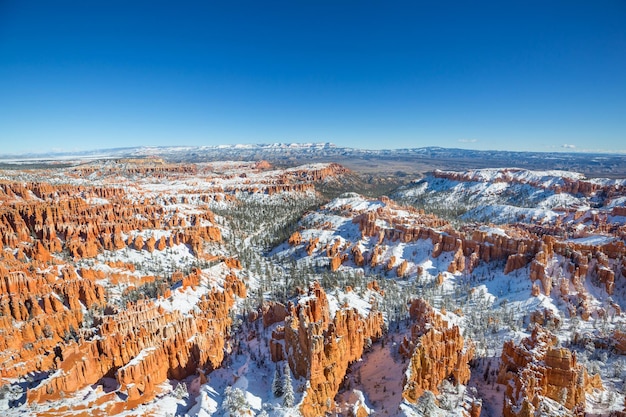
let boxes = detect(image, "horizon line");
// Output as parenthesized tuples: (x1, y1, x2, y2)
(2, 142, 626, 159)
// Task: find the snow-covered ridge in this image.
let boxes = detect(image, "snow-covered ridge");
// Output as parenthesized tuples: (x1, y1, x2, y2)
(395, 168, 626, 226)
(433, 168, 586, 188)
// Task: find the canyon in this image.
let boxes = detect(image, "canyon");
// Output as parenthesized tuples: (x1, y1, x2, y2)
(0, 155, 624, 416)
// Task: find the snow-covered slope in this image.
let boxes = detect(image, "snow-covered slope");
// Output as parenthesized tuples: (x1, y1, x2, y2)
(394, 168, 626, 226)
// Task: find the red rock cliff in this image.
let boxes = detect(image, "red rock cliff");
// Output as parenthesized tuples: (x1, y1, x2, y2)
(497, 325, 601, 417)
(281, 282, 384, 417)
(400, 299, 474, 403)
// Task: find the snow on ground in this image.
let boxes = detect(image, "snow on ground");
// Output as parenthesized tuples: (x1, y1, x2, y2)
(607, 196, 626, 208)
(435, 168, 585, 186)
(394, 168, 625, 227)
(342, 332, 407, 416)
(324, 193, 386, 212)
(4, 166, 625, 416)
(85, 197, 110, 205)
(185, 321, 305, 417)
(90, 242, 199, 276)
(478, 225, 509, 238)
(536, 192, 586, 210)
(284, 162, 335, 172)
(506, 169, 585, 186)
(590, 177, 626, 187)
(2, 379, 191, 417)
(461, 203, 561, 224)
(326, 287, 378, 318)
(157, 281, 210, 314)
(567, 235, 616, 245)
(267, 189, 626, 416)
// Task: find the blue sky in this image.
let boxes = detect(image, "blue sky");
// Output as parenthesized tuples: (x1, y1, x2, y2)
(1, 1, 625, 154)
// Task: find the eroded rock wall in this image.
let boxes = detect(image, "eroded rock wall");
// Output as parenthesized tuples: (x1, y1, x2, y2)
(280, 283, 384, 417)
(400, 299, 474, 403)
(497, 325, 600, 417)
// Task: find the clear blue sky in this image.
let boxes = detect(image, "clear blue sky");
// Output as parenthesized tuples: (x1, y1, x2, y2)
(1, 1, 625, 154)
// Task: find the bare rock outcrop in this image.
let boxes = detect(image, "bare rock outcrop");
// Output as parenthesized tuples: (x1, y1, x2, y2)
(262, 302, 288, 328)
(281, 282, 384, 417)
(26, 268, 244, 404)
(497, 325, 601, 416)
(400, 299, 474, 403)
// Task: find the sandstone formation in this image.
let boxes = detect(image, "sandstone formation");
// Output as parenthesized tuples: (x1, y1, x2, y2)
(431, 168, 623, 199)
(25, 268, 245, 406)
(613, 329, 626, 355)
(276, 282, 384, 417)
(2, 160, 624, 416)
(0, 160, 353, 414)
(400, 299, 474, 403)
(288, 231, 303, 246)
(281, 163, 349, 183)
(289, 194, 626, 323)
(497, 325, 601, 417)
(0, 262, 105, 379)
(262, 301, 288, 328)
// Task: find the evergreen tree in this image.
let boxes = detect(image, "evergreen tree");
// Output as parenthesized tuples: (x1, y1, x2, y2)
(417, 390, 439, 416)
(222, 386, 251, 416)
(173, 382, 188, 399)
(283, 363, 295, 407)
(272, 366, 283, 397)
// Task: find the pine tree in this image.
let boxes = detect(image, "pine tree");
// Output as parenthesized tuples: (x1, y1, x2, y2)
(283, 363, 295, 407)
(417, 390, 438, 416)
(272, 366, 283, 397)
(173, 382, 188, 399)
(222, 386, 251, 416)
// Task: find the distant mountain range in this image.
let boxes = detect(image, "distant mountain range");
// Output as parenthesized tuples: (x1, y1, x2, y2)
(2, 143, 626, 178)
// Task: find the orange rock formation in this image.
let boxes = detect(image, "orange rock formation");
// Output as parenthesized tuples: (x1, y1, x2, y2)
(26, 268, 245, 405)
(497, 325, 601, 416)
(279, 282, 384, 417)
(400, 299, 474, 403)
